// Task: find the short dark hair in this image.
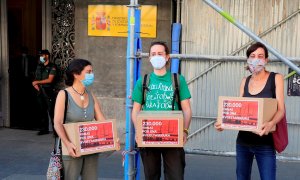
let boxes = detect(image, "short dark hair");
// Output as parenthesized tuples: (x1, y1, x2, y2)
(149, 41, 170, 55)
(39, 49, 50, 56)
(65, 59, 92, 86)
(246, 42, 269, 58)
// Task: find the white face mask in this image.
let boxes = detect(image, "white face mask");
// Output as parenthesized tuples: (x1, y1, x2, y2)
(40, 56, 45, 63)
(150, 56, 166, 70)
(247, 58, 266, 74)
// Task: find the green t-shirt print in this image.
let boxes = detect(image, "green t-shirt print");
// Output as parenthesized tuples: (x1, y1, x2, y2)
(132, 71, 191, 111)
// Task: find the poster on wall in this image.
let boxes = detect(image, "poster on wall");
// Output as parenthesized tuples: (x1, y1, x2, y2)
(287, 68, 300, 96)
(88, 5, 157, 38)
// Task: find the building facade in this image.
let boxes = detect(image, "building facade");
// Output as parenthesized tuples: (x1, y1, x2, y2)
(0, 0, 173, 141)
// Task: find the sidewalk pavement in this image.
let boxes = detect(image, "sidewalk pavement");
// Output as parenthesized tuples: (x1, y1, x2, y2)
(0, 128, 299, 180)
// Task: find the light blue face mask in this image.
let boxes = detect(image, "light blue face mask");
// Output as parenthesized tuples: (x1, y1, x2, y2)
(81, 73, 94, 87)
(39, 56, 45, 63)
(150, 56, 166, 70)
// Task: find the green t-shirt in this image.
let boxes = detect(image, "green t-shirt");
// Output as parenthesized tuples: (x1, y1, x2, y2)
(132, 71, 191, 111)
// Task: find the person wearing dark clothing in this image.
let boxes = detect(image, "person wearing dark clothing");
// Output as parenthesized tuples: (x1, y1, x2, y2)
(32, 49, 57, 135)
(215, 42, 285, 180)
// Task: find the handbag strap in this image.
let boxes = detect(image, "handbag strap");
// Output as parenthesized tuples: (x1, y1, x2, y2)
(63, 90, 68, 124)
(54, 90, 69, 153)
(270, 72, 286, 115)
(270, 72, 277, 98)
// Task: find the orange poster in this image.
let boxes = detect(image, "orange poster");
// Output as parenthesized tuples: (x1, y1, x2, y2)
(141, 119, 179, 145)
(88, 5, 157, 38)
(78, 122, 115, 153)
(222, 100, 259, 129)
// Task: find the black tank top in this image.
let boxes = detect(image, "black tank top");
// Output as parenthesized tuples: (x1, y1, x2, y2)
(236, 72, 276, 146)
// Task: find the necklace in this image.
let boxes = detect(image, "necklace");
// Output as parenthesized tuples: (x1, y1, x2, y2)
(72, 86, 86, 101)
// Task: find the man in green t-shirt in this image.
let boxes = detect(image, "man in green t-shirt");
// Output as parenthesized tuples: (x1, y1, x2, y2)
(32, 49, 57, 135)
(132, 41, 192, 180)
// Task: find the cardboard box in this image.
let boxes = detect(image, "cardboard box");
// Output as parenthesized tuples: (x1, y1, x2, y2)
(217, 96, 277, 131)
(136, 111, 184, 147)
(62, 119, 118, 156)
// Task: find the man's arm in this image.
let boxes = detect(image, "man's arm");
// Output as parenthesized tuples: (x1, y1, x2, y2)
(32, 74, 55, 86)
(181, 98, 192, 144)
(132, 102, 142, 128)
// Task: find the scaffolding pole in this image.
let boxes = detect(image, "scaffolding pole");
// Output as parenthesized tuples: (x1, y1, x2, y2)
(136, 52, 300, 62)
(125, 0, 140, 180)
(171, 0, 182, 73)
(203, 0, 300, 75)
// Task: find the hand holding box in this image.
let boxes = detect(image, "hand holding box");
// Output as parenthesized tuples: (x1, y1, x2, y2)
(62, 119, 119, 156)
(217, 96, 277, 132)
(136, 111, 184, 147)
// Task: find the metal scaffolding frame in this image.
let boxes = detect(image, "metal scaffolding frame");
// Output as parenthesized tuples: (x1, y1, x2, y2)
(133, 53, 300, 161)
(134, 53, 300, 131)
(203, 0, 300, 75)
